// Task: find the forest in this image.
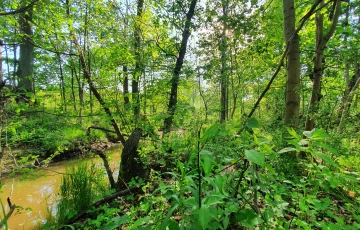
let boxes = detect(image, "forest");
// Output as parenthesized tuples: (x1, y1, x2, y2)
(0, 0, 359, 229)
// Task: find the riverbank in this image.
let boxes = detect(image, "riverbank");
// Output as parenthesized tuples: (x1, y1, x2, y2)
(0, 142, 122, 229)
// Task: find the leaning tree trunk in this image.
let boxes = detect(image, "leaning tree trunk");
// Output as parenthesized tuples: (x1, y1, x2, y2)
(305, 0, 341, 131)
(17, 2, 34, 102)
(116, 128, 148, 191)
(283, 0, 300, 129)
(163, 0, 198, 133)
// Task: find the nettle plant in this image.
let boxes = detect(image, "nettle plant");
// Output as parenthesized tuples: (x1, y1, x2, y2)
(277, 128, 360, 229)
(134, 121, 359, 229)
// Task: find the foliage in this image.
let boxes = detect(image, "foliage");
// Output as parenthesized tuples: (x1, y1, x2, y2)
(56, 163, 107, 226)
(0, 0, 359, 229)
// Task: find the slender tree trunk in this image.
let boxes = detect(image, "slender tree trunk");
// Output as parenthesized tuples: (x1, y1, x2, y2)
(13, 44, 17, 87)
(71, 65, 77, 111)
(123, 0, 130, 108)
(17, 2, 34, 101)
(282, 0, 300, 129)
(0, 39, 3, 82)
(338, 64, 360, 132)
(220, 1, 229, 123)
(305, 0, 341, 131)
(132, 0, 144, 120)
(57, 53, 66, 111)
(337, 4, 353, 115)
(77, 59, 84, 124)
(123, 66, 130, 106)
(163, 0, 198, 133)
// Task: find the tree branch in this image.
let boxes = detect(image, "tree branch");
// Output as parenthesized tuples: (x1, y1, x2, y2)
(0, 0, 39, 16)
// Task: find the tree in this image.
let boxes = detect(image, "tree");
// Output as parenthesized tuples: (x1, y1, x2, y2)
(17, 0, 34, 101)
(163, 0, 198, 133)
(282, 0, 300, 129)
(305, 0, 342, 131)
(132, 0, 144, 120)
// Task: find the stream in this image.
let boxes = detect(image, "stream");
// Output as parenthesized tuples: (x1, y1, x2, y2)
(0, 151, 121, 230)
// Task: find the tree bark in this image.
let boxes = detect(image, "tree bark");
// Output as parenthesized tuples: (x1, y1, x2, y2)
(305, 0, 341, 131)
(117, 128, 148, 190)
(132, 0, 144, 120)
(0, 39, 3, 82)
(283, 0, 300, 129)
(17, 1, 34, 101)
(123, 66, 130, 106)
(220, 1, 229, 123)
(163, 0, 198, 133)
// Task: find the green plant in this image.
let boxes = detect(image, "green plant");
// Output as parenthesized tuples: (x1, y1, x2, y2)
(56, 163, 106, 226)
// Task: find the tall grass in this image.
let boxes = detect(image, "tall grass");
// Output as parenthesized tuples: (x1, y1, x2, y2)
(56, 163, 106, 226)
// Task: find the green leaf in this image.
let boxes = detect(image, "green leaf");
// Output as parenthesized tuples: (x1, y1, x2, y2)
(236, 209, 263, 227)
(128, 216, 150, 230)
(202, 124, 220, 142)
(303, 128, 328, 140)
(245, 149, 264, 166)
(264, 208, 274, 221)
(264, 163, 276, 175)
(315, 142, 338, 155)
(246, 118, 259, 128)
(167, 219, 180, 230)
(196, 206, 211, 230)
(104, 215, 128, 230)
(287, 127, 300, 139)
(278, 147, 297, 154)
(201, 150, 214, 176)
(317, 153, 337, 167)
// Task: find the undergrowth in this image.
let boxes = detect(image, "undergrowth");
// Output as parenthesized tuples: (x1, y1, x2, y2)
(55, 120, 360, 229)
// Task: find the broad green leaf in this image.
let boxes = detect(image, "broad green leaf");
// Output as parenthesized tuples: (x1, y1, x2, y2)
(196, 206, 211, 230)
(278, 147, 297, 154)
(201, 150, 214, 176)
(235, 209, 263, 227)
(167, 219, 180, 230)
(246, 118, 259, 128)
(128, 216, 150, 230)
(245, 149, 264, 166)
(202, 124, 220, 142)
(303, 128, 329, 140)
(315, 142, 338, 155)
(104, 215, 128, 230)
(317, 153, 337, 167)
(264, 208, 274, 221)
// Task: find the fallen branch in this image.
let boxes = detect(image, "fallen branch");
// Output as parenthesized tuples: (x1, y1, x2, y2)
(65, 186, 141, 225)
(0, 198, 16, 227)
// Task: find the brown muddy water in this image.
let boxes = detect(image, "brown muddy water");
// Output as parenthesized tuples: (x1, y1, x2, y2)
(0, 152, 121, 230)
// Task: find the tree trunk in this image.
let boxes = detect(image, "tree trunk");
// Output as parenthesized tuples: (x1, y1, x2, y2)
(117, 128, 148, 190)
(338, 64, 360, 132)
(305, 0, 341, 131)
(123, 66, 130, 106)
(132, 0, 144, 120)
(220, 1, 229, 123)
(17, 2, 34, 101)
(282, 0, 300, 129)
(0, 39, 3, 82)
(163, 0, 198, 133)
